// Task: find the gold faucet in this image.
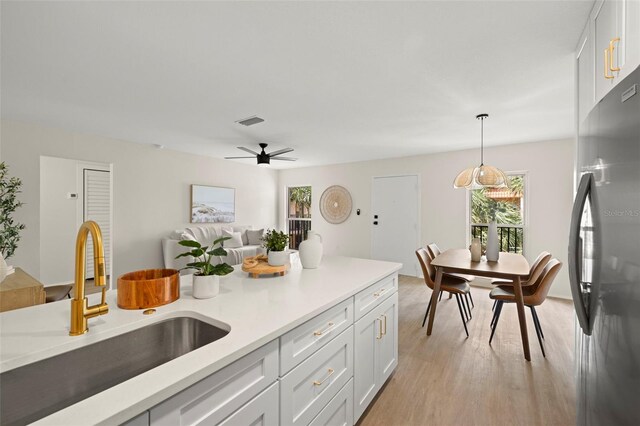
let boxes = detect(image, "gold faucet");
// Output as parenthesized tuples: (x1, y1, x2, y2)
(69, 220, 109, 336)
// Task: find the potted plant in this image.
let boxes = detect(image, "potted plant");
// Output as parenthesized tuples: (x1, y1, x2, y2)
(262, 229, 289, 266)
(175, 236, 234, 299)
(0, 162, 25, 279)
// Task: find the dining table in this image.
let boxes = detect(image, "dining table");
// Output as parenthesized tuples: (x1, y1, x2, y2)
(428, 249, 532, 361)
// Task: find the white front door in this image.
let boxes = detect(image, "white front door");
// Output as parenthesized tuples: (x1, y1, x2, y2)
(371, 175, 419, 276)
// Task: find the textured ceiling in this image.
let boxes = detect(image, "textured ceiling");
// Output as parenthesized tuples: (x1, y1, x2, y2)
(1, 1, 593, 168)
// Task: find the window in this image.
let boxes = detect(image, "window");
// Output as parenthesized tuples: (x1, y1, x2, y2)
(287, 186, 312, 250)
(469, 174, 525, 254)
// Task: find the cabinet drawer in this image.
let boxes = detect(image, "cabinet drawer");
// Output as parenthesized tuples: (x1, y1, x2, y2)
(280, 298, 354, 374)
(280, 326, 354, 426)
(218, 382, 279, 426)
(150, 340, 278, 426)
(354, 274, 397, 320)
(309, 379, 354, 426)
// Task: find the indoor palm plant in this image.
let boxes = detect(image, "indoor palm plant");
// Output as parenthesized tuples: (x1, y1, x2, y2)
(0, 162, 25, 280)
(262, 229, 290, 266)
(175, 236, 234, 299)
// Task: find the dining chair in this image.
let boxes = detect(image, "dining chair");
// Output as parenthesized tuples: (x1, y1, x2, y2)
(488, 258, 562, 357)
(490, 251, 551, 311)
(426, 243, 475, 309)
(416, 247, 472, 337)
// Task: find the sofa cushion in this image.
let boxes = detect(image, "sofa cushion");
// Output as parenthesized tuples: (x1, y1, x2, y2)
(184, 226, 220, 248)
(222, 230, 244, 248)
(246, 228, 264, 246)
(232, 225, 252, 245)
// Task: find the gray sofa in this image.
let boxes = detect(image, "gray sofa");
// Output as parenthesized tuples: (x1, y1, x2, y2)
(162, 225, 264, 270)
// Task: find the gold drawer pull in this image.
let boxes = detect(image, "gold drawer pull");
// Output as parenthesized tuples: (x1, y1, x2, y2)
(605, 48, 614, 79)
(313, 368, 335, 386)
(609, 37, 621, 72)
(373, 288, 386, 297)
(313, 322, 335, 337)
(376, 317, 383, 340)
(382, 314, 387, 336)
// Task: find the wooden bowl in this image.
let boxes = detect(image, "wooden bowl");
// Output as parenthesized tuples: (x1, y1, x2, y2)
(117, 269, 179, 310)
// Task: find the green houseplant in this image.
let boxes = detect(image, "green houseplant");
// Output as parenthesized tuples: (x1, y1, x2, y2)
(0, 162, 25, 261)
(175, 236, 234, 299)
(262, 229, 289, 266)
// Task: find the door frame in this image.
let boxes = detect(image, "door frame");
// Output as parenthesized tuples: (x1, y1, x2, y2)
(370, 174, 421, 276)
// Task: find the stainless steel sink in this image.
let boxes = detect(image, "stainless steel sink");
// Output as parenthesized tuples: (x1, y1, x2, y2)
(0, 316, 229, 426)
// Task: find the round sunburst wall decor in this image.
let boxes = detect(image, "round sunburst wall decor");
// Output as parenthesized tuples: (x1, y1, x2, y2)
(319, 185, 352, 224)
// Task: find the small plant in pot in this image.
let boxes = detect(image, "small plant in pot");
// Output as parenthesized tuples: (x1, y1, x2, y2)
(176, 236, 234, 299)
(262, 229, 290, 266)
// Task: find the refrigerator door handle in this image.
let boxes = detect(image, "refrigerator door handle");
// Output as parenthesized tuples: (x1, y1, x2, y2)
(569, 173, 593, 335)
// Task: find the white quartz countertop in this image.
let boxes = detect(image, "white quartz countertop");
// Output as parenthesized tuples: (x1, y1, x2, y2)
(0, 256, 401, 425)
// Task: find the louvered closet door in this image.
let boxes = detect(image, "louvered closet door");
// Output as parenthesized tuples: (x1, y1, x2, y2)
(84, 169, 111, 280)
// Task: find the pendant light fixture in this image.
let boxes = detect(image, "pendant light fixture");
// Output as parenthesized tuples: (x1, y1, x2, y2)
(453, 114, 508, 189)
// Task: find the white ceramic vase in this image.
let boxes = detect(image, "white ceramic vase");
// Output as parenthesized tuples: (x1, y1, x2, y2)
(486, 221, 500, 262)
(0, 252, 7, 282)
(299, 231, 323, 269)
(470, 238, 482, 262)
(192, 274, 220, 299)
(268, 249, 289, 266)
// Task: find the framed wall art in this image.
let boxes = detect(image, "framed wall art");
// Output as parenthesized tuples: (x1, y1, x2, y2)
(191, 185, 235, 223)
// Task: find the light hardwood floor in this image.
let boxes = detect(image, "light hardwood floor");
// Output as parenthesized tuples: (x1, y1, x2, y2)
(358, 275, 576, 426)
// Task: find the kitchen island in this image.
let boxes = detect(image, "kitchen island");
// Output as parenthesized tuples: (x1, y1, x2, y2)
(0, 256, 401, 425)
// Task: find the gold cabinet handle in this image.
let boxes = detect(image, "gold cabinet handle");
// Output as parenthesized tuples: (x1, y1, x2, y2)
(609, 38, 621, 72)
(373, 288, 386, 297)
(376, 317, 383, 340)
(605, 48, 614, 79)
(382, 314, 387, 336)
(313, 368, 335, 386)
(313, 322, 335, 337)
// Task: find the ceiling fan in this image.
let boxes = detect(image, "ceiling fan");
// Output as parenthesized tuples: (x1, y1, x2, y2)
(225, 143, 297, 165)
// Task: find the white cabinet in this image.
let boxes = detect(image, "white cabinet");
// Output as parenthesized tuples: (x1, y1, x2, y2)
(149, 340, 278, 426)
(280, 326, 354, 426)
(309, 379, 354, 426)
(218, 382, 279, 426)
(576, 24, 595, 125)
(583, 0, 640, 109)
(353, 292, 398, 421)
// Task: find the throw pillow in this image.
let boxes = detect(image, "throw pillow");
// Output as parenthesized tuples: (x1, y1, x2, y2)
(222, 230, 243, 248)
(246, 228, 264, 246)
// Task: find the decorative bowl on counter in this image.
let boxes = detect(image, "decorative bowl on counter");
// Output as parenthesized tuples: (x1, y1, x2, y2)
(117, 268, 179, 309)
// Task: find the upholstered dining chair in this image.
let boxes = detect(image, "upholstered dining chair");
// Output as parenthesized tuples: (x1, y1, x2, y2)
(488, 258, 562, 357)
(490, 251, 552, 311)
(416, 247, 472, 337)
(427, 243, 475, 310)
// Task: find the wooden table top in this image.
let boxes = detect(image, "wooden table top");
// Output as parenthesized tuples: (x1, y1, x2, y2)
(431, 249, 530, 278)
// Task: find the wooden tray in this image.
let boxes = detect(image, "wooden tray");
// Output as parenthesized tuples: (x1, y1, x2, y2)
(117, 269, 179, 309)
(242, 255, 288, 278)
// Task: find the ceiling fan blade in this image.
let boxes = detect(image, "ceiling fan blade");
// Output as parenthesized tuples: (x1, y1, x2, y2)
(225, 156, 256, 159)
(268, 148, 294, 157)
(271, 157, 297, 161)
(237, 146, 259, 155)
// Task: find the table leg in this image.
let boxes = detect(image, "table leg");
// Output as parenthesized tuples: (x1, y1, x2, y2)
(426, 267, 443, 336)
(513, 275, 531, 361)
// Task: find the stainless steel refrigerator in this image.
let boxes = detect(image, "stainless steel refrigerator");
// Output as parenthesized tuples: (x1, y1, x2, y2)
(571, 64, 640, 425)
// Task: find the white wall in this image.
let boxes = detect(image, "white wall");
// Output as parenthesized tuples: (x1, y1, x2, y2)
(279, 138, 575, 299)
(1, 120, 279, 282)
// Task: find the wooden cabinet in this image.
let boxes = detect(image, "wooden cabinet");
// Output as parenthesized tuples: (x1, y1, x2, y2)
(579, 0, 640, 118)
(353, 292, 398, 421)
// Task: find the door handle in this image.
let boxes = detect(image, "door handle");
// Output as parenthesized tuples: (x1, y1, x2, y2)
(604, 48, 614, 79)
(609, 38, 621, 72)
(382, 314, 387, 336)
(313, 368, 335, 386)
(568, 173, 594, 335)
(376, 318, 383, 340)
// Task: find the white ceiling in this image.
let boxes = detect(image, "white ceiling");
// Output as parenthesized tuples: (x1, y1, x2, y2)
(1, 1, 593, 169)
